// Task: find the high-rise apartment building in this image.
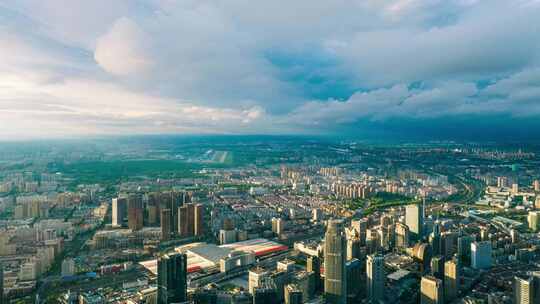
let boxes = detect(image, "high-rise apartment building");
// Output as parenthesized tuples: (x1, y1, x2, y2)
(324, 220, 347, 304)
(194, 204, 204, 236)
(157, 252, 187, 304)
(127, 194, 144, 231)
(528, 211, 540, 232)
(161, 209, 172, 241)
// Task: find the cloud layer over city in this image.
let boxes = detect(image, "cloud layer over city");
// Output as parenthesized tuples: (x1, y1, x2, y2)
(1, 0, 540, 140)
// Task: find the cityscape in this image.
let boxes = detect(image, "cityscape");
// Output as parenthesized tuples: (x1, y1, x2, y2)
(0, 137, 540, 303)
(2, 1, 540, 304)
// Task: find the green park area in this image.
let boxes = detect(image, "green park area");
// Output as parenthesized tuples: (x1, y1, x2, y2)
(343, 191, 418, 215)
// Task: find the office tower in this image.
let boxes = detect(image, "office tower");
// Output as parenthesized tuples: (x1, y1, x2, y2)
(284, 284, 303, 304)
(534, 180, 540, 192)
(441, 232, 458, 259)
(351, 218, 368, 246)
(395, 222, 410, 249)
(307, 256, 322, 292)
(324, 220, 347, 304)
(193, 288, 218, 304)
(157, 252, 187, 304)
(253, 288, 277, 304)
(514, 276, 534, 304)
(457, 236, 474, 266)
(112, 197, 127, 227)
(444, 258, 460, 302)
(366, 254, 384, 304)
(420, 275, 444, 304)
(269, 271, 288, 302)
(127, 194, 144, 231)
(249, 267, 269, 294)
(528, 211, 540, 232)
(430, 256, 444, 280)
(346, 258, 362, 299)
(194, 204, 204, 236)
(471, 241, 492, 269)
(161, 209, 172, 241)
(405, 204, 423, 241)
(272, 218, 285, 236)
(346, 237, 361, 261)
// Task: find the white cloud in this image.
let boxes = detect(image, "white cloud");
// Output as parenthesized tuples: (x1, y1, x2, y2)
(94, 18, 153, 75)
(1, 0, 540, 139)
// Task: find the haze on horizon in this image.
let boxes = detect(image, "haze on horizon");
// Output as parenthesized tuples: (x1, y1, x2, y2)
(1, 0, 540, 141)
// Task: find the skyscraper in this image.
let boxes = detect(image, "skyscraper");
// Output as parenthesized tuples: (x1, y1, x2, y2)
(253, 288, 277, 304)
(471, 241, 492, 270)
(127, 194, 144, 231)
(457, 235, 474, 266)
(405, 204, 423, 241)
(444, 258, 460, 302)
(147, 192, 160, 226)
(187, 203, 195, 236)
(366, 254, 384, 304)
(351, 218, 368, 246)
(194, 204, 204, 236)
(421, 275, 444, 304)
(514, 276, 534, 304)
(430, 255, 444, 280)
(157, 252, 187, 304)
(178, 205, 189, 237)
(307, 256, 322, 292)
(284, 284, 303, 304)
(346, 237, 360, 261)
(161, 209, 172, 241)
(324, 220, 347, 304)
(395, 222, 410, 249)
(112, 197, 127, 227)
(528, 211, 540, 232)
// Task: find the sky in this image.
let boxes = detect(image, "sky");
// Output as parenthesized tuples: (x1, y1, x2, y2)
(1, 0, 540, 141)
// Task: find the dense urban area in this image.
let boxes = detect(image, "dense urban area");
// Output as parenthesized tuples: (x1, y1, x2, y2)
(1, 136, 540, 304)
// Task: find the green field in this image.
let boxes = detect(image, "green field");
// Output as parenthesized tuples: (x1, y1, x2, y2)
(49, 159, 205, 186)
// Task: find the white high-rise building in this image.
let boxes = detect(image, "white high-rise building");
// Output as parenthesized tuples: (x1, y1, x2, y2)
(405, 204, 423, 241)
